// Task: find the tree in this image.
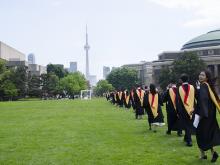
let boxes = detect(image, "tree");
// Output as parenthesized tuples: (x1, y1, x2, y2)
(0, 69, 18, 100)
(28, 74, 42, 97)
(0, 59, 7, 99)
(0, 59, 6, 74)
(59, 72, 87, 97)
(1, 80, 18, 101)
(10, 66, 28, 98)
(107, 67, 139, 90)
(93, 80, 114, 96)
(47, 64, 68, 79)
(171, 52, 206, 84)
(158, 52, 206, 90)
(41, 73, 59, 98)
(158, 67, 172, 90)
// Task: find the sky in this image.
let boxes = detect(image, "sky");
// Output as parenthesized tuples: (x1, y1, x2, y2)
(1, 0, 220, 80)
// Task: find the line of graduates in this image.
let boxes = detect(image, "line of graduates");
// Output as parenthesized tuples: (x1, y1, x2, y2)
(106, 84, 165, 132)
(105, 70, 220, 162)
(162, 71, 220, 162)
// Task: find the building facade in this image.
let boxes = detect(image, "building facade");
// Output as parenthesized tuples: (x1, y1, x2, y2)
(89, 75, 97, 87)
(69, 62, 77, 73)
(103, 66, 110, 79)
(123, 29, 220, 90)
(153, 29, 220, 88)
(0, 41, 25, 61)
(123, 61, 153, 86)
(28, 53, 35, 64)
(28, 64, 47, 76)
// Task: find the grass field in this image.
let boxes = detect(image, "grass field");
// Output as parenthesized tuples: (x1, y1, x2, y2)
(0, 98, 220, 165)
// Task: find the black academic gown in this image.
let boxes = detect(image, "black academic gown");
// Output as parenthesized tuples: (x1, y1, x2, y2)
(123, 91, 131, 109)
(116, 92, 124, 107)
(163, 89, 181, 132)
(195, 83, 220, 151)
(176, 83, 195, 143)
(110, 92, 116, 105)
(130, 91, 136, 110)
(133, 90, 145, 117)
(145, 92, 164, 124)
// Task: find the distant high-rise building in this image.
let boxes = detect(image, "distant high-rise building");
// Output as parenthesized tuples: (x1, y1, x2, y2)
(28, 53, 35, 64)
(103, 66, 110, 79)
(89, 75, 97, 86)
(69, 62, 77, 73)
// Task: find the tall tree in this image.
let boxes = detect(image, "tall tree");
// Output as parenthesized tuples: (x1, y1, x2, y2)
(107, 67, 139, 90)
(59, 72, 87, 97)
(41, 73, 60, 98)
(28, 74, 42, 97)
(10, 66, 28, 98)
(1, 80, 18, 101)
(171, 52, 206, 84)
(47, 64, 68, 79)
(93, 80, 114, 97)
(0, 59, 6, 74)
(0, 69, 18, 100)
(158, 52, 206, 90)
(158, 67, 172, 90)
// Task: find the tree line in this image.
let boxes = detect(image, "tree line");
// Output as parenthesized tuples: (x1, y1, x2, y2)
(0, 52, 207, 100)
(0, 60, 87, 101)
(94, 52, 207, 96)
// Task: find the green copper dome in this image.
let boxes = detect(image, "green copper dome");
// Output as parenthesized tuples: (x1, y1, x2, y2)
(182, 29, 220, 50)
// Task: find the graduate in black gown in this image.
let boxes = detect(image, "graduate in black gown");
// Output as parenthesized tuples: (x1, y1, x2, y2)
(163, 83, 182, 136)
(194, 70, 220, 162)
(145, 84, 164, 132)
(176, 74, 195, 147)
(110, 92, 116, 104)
(130, 88, 136, 112)
(123, 89, 131, 109)
(116, 90, 124, 107)
(133, 86, 145, 119)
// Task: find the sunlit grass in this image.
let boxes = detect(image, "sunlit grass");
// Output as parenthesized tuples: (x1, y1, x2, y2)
(0, 98, 219, 165)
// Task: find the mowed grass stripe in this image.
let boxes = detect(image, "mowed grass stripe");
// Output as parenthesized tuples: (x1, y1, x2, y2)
(0, 98, 219, 165)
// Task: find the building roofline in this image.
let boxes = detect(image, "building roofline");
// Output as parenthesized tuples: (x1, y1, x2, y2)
(0, 41, 25, 56)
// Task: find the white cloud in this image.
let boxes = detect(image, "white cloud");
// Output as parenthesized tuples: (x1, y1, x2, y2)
(148, 0, 220, 28)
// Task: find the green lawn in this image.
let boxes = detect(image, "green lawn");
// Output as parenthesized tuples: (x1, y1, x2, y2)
(0, 98, 219, 165)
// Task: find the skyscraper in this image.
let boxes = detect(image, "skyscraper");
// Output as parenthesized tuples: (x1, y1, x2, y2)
(84, 25, 90, 80)
(69, 62, 77, 73)
(28, 53, 35, 64)
(103, 66, 110, 79)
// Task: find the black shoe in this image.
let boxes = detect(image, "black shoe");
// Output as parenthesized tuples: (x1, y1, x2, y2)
(211, 152, 218, 163)
(166, 131, 171, 135)
(200, 155, 207, 160)
(186, 142, 192, 147)
(153, 130, 157, 133)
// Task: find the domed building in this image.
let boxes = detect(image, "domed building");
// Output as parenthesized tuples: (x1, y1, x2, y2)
(182, 29, 220, 49)
(123, 29, 220, 91)
(152, 29, 220, 87)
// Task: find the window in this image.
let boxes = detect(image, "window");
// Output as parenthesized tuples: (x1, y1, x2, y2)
(208, 50, 214, 55)
(197, 51, 203, 56)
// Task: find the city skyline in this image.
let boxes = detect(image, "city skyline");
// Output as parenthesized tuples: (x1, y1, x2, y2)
(1, 0, 220, 80)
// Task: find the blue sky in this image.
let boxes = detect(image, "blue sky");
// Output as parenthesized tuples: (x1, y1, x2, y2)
(1, 0, 220, 80)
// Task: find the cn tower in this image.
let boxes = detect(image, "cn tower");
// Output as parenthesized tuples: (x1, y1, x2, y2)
(84, 25, 90, 80)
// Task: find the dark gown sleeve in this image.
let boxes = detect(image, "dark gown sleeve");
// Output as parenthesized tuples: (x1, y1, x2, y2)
(176, 88, 180, 115)
(162, 90, 169, 103)
(198, 83, 209, 118)
(158, 94, 163, 106)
